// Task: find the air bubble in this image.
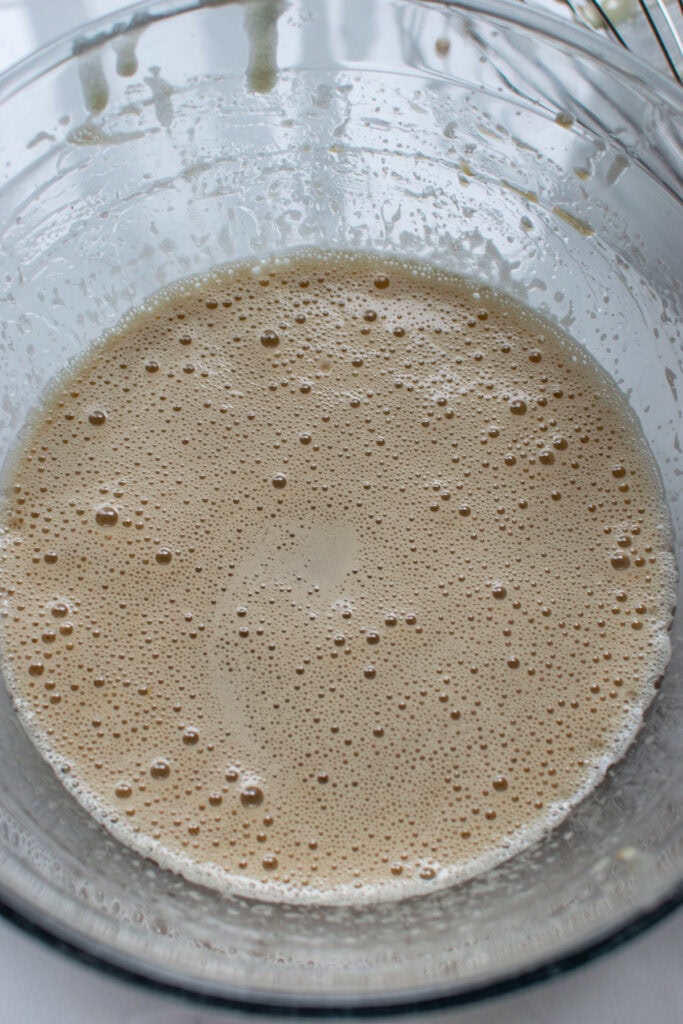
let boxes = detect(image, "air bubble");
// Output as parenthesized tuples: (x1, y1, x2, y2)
(150, 759, 171, 779)
(611, 553, 631, 570)
(240, 785, 264, 807)
(95, 507, 118, 527)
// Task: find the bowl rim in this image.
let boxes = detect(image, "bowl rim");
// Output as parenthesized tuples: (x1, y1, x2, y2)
(0, 0, 682, 1013)
(0, 881, 682, 1014)
(0, 0, 681, 109)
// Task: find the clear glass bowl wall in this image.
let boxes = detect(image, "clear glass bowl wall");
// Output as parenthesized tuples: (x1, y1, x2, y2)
(0, 0, 682, 1010)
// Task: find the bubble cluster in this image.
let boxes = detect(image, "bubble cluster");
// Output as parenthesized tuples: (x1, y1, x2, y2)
(0, 251, 675, 904)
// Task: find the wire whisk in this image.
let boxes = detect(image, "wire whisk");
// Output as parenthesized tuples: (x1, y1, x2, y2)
(562, 0, 683, 83)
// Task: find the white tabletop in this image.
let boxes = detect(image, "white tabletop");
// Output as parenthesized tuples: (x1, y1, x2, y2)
(0, 2, 682, 1021)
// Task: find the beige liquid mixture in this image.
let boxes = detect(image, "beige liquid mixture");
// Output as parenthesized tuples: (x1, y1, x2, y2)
(0, 252, 675, 902)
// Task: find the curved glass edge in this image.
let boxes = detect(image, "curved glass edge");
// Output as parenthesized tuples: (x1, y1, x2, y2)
(0, 0, 681, 109)
(0, 883, 682, 1014)
(0, 0, 198, 103)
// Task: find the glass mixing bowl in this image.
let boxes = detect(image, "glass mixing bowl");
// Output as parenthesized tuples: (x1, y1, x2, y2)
(0, 0, 682, 1012)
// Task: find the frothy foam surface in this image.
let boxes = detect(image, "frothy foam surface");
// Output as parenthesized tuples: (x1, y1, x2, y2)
(0, 252, 675, 903)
